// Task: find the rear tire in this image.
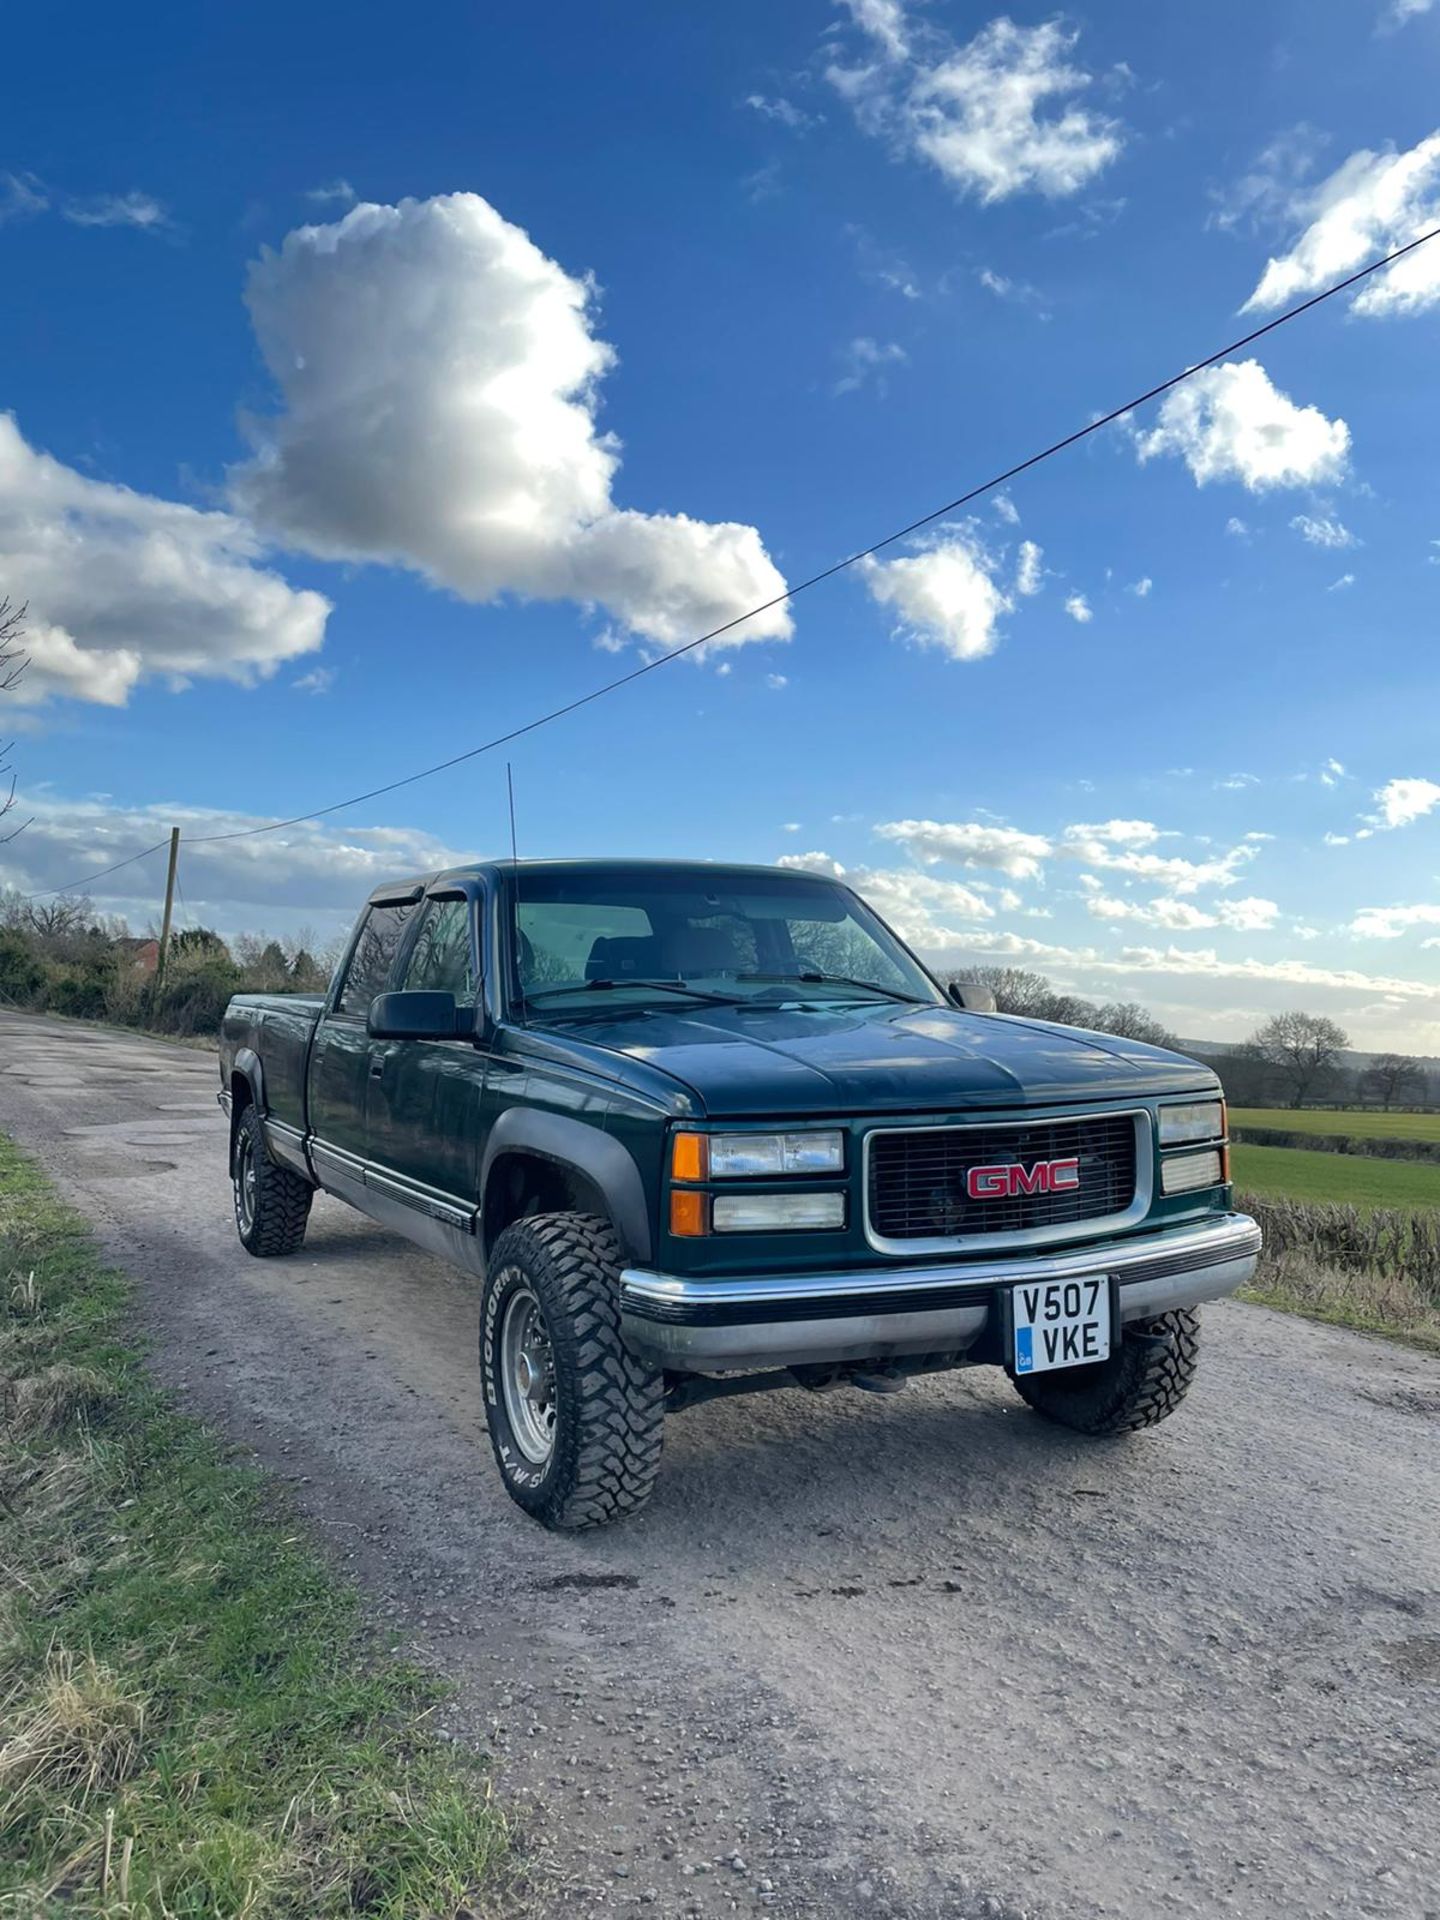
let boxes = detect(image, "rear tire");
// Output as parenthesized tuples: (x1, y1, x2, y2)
(232, 1102, 313, 1257)
(480, 1212, 664, 1529)
(1013, 1308, 1200, 1435)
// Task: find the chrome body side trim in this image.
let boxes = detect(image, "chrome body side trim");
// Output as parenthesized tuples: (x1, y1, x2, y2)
(861, 1107, 1154, 1256)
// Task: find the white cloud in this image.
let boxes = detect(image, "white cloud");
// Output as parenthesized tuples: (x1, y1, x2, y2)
(1369, 775, 1440, 828)
(860, 527, 1011, 661)
(0, 172, 48, 223)
(0, 795, 470, 933)
(829, 8, 1123, 203)
(1063, 591, 1092, 624)
(1242, 133, 1440, 319)
(230, 193, 790, 653)
(1291, 513, 1355, 548)
(1320, 758, 1346, 787)
(766, 672, 788, 690)
(1128, 576, 1152, 597)
(1328, 571, 1356, 591)
(62, 191, 169, 231)
(876, 817, 1052, 879)
(946, 930, 1438, 1004)
(992, 492, 1020, 525)
(1136, 360, 1349, 492)
(1084, 890, 1279, 932)
(781, 821, 801, 834)
(834, 335, 907, 396)
(779, 849, 994, 943)
(1065, 819, 1161, 847)
(1014, 538, 1044, 596)
(292, 666, 336, 695)
(1324, 832, 1351, 846)
(0, 412, 329, 707)
(1350, 902, 1440, 938)
(1225, 515, 1250, 538)
(1385, 0, 1436, 21)
(305, 180, 357, 206)
(744, 94, 819, 132)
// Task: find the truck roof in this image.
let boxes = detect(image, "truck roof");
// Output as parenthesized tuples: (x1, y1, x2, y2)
(365, 857, 836, 906)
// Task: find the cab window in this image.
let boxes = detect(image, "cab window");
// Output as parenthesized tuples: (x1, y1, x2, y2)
(400, 897, 477, 1003)
(335, 902, 417, 1014)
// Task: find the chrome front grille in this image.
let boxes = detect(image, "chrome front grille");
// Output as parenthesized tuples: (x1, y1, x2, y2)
(865, 1111, 1145, 1251)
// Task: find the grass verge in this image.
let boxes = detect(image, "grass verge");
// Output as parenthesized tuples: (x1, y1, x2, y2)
(0, 1132, 513, 1918)
(1237, 1189, 1440, 1356)
(1230, 1141, 1440, 1212)
(1230, 1106, 1440, 1144)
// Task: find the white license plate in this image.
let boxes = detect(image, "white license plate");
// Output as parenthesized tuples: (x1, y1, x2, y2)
(1012, 1277, 1111, 1375)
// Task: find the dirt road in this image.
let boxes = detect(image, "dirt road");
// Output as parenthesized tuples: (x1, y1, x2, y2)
(2, 1009, 1436, 1919)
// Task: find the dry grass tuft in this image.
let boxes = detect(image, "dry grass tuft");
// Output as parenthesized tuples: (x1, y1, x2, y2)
(1, 1363, 118, 1439)
(0, 1646, 146, 1803)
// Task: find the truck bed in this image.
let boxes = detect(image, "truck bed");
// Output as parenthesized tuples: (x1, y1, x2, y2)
(220, 993, 325, 1136)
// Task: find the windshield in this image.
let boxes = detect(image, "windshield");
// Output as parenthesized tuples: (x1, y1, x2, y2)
(510, 868, 942, 1012)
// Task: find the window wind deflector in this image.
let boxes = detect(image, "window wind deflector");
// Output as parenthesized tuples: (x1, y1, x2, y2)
(524, 978, 736, 1006)
(735, 971, 928, 1005)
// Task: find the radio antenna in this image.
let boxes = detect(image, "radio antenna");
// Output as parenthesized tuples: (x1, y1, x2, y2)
(506, 761, 519, 868)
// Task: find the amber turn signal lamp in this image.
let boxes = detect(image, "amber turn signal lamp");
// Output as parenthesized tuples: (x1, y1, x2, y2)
(669, 1189, 708, 1237)
(671, 1131, 708, 1182)
(1220, 1101, 1230, 1182)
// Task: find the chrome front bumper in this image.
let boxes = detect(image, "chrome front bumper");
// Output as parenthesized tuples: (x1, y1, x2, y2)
(620, 1212, 1261, 1372)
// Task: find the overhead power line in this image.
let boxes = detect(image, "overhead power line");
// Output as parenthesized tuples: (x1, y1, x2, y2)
(19, 221, 1440, 900)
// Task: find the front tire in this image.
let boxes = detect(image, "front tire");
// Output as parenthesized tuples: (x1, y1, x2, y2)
(480, 1213, 664, 1530)
(232, 1103, 313, 1257)
(1013, 1308, 1200, 1435)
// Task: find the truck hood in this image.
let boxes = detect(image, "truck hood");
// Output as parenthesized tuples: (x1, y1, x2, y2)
(540, 1000, 1215, 1117)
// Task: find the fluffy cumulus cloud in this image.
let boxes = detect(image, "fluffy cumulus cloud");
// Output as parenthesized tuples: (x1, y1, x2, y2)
(0, 796, 472, 933)
(828, 6, 1123, 203)
(778, 849, 993, 944)
(1351, 902, 1440, 939)
(1291, 513, 1356, 549)
(875, 817, 1053, 879)
(1242, 132, 1440, 318)
(1083, 889, 1280, 932)
(859, 527, 1011, 660)
(1063, 591, 1092, 624)
(875, 813, 1260, 895)
(0, 413, 329, 707)
(1368, 776, 1440, 829)
(1014, 539, 1043, 596)
(1136, 361, 1350, 492)
(230, 194, 790, 653)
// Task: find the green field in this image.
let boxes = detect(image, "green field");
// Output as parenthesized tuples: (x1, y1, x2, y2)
(1232, 1141, 1440, 1210)
(1231, 1106, 1440, 1143)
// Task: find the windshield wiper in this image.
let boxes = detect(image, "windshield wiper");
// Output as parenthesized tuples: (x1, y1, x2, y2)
(525, 977, 737, 1007)
(735, 971, 928, 1005)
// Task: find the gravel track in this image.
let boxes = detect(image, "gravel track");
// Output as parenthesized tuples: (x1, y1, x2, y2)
(2, 1011, 1436, 1919)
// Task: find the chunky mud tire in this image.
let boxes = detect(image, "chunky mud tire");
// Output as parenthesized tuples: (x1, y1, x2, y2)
(1013, 1308, 1201, 1435)
(232, 1102, 313, 1258)
(480, 1212, 664, 1530)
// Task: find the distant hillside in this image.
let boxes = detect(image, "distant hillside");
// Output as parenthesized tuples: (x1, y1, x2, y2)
(1181, 1038, 1440, 1075)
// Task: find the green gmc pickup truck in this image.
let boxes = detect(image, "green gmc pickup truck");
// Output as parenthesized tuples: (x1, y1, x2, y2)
(219, 859, 1259, 1530)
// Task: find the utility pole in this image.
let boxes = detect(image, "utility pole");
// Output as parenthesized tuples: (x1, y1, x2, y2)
(155, 827, 181, 991)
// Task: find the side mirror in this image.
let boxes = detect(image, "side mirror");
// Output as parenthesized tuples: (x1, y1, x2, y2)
(367, 989, 467, 1040)
(947, 979, 997, 1014)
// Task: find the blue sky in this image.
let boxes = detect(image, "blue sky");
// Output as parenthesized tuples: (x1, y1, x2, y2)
(3, 0, 1440, 1046)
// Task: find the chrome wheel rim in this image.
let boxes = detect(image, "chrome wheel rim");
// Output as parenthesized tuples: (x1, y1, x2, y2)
(499, 1280, 557, 1466)
(235, 1132, 257, 1234)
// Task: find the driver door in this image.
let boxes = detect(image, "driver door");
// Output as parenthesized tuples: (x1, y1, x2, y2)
(366, 890, 485, 1206)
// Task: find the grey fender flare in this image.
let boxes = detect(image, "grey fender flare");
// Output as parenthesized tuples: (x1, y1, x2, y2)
(480, 1110, 652, 1267)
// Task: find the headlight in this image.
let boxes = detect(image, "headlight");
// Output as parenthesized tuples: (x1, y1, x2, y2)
(1161, 1148, 1225, 1195)
(1158, 1100, 1224, 1147)
(673, 1130, 845, 1178)
(712, 1192, 846, 1232)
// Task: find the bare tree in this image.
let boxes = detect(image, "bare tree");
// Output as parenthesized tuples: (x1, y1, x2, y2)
(1, 597, 30, 842)
(1245, 1010, 1350, 1109)
(1091, 1001, 1183, 1051)
(1360, 1051, 1426, 1111)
